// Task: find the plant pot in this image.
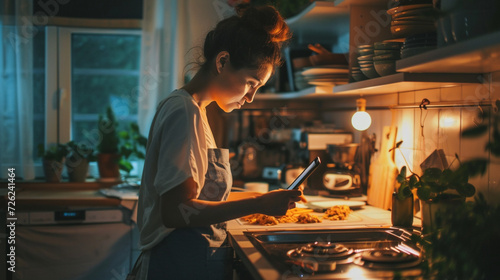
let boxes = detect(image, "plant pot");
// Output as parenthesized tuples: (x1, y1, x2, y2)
(65, 157, 89, 182)
(97, 153, 121, 180)
(420, 195, 465, 232)
(42, 159, 64, 182)
(391, 192, 414, 227)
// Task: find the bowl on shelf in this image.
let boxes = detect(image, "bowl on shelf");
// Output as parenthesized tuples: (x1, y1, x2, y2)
(360, 66, 380, 79)
(373, 52, 400, 61)
(374, 60, 397, 76)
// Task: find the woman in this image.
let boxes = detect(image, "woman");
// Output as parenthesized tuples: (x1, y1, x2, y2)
(135, 5, 299, 280)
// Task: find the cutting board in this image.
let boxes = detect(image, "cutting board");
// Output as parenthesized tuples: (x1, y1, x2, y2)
(367, 126, 398, 210)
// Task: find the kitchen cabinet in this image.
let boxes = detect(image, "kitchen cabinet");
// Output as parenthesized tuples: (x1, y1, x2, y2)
(257, 1, 496, 101)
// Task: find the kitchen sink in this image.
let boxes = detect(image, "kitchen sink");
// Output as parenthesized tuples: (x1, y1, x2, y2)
(244, 227, 424, 279)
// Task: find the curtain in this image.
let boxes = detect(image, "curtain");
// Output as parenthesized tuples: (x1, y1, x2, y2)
(138, 0, 236, 135)
(0, 0, 35, 179)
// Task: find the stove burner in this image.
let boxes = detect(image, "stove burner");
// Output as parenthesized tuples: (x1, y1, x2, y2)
(291, 242, 354, 260)
(287, 242, 355, 272)
(354, 249, 421, 270)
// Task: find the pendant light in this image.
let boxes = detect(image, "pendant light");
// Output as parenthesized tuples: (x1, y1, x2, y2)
(351, 98, 371, 131)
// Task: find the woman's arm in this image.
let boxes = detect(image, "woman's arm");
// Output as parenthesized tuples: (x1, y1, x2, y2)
(160, 177, 302, 228)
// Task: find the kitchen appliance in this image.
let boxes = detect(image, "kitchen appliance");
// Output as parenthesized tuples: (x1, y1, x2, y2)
(7, 207, 139, 280)
(302, 131, 353, 190)
(244, 227, 423, 279)
(323, 143, 362, 197)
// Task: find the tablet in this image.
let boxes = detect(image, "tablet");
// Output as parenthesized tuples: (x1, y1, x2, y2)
(287, 157, 321, 190)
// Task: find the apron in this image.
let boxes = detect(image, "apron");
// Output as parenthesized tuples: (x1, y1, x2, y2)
(135, 148, 233, 280)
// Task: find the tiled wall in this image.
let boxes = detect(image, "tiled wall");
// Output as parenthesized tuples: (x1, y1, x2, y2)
(322, 71, 500, 205)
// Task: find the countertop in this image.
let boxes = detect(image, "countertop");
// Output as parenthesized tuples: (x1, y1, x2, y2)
(226, 195, 421, 280)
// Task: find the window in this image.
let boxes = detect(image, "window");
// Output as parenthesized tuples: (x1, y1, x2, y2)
(38, 27, 141, 177)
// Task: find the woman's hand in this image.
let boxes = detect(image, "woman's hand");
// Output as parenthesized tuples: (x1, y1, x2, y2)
(256, 189, 302, 217)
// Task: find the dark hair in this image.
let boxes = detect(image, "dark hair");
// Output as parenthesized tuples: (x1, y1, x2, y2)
(202, 5, 291, 71)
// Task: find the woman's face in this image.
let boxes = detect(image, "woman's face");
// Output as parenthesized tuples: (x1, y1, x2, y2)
(211, 60, 273, 113)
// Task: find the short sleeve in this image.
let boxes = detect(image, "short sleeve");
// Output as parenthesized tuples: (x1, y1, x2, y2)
(151, 96, 207, 196)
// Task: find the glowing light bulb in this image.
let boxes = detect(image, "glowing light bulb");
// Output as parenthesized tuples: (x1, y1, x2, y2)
(351, 98, 372, 131)
(352, 111, 372, 131)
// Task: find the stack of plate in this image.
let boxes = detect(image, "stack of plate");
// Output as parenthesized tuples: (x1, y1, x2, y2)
(357, 44, 379, 79)
(301, 65, 349, 87)
(373, 41, 403, 76)
(401, 32, 436, 58)
(387, 2, 436, 38)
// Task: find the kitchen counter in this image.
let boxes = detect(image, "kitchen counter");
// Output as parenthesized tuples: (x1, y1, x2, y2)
(226, 195, 421, 280)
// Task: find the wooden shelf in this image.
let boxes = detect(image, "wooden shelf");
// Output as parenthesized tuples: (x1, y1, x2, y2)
(332, 73, 481, 95)
(397, 31, 500, 73)
(257, 73, 481, 100)
(285, 1, 349, 45)
(256, 86, 333, 100)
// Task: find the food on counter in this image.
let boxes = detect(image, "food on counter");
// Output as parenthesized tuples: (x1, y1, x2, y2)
(323, 205, 352, 221)
(242, 208, 314, 225)
(241, 205, 352, 225)
(241, 214, 279, 226)
(296, 213, 322, 223)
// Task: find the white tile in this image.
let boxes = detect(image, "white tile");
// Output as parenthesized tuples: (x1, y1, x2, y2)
(462, 81, 489, 104)
(460, 108, 489, 160)
(490, 71, 500, 101)
(413, 108, 439, 173)
(440, 86, 461, 102)
(486, 162, 500, 205)
(438, 108, 461, 165)
(398, 91, 415, 105)
(366, 94, 397, 106)
(396, 109, 414, 149)
(394, 147, 414, 173)
(415, 88, 440, 104)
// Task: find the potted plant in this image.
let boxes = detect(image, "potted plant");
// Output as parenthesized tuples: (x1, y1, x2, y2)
(118, 122, 147, 176)
(37, 143, 69, 182)
(96, 106, 121, 180)
(95, 106, 148, 180)
(404, 100, 500, 279)
(393, 141, 487, 231)
(65, 141, 95, 182)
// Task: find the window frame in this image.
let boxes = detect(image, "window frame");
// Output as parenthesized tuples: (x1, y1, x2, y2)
(46, 26, 142, 145)
(41, 26, 142, 178)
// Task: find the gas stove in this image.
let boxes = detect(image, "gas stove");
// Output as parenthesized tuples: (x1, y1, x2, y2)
(244, 227, 423, 279)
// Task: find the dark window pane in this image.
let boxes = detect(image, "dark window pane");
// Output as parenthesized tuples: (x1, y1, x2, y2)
(71, 33, 141, 144)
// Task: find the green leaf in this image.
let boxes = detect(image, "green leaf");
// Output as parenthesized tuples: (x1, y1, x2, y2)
(422, 168, 442, 183)
(417, 184, 433, 201)
(119, 130, 130, 139)
(397, 185, 411, 200)
(461, 124, 488, 137)
(118, 159, 133, 173)
(457, 183, 476, 197)
(409, 174, 418, 189)
(397, 166, 407, 183)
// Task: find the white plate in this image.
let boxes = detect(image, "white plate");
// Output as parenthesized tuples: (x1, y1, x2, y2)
(306, 200, 366, 210)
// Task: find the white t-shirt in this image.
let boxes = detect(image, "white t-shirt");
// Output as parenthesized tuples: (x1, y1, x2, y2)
(137, 89, 216, 250)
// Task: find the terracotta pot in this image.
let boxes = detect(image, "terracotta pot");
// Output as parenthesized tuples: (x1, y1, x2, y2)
(43, 159, 64, 182)
(65, 157, 89, 182)
(97, 153, 121, 179)
(420, 196, 465, 232)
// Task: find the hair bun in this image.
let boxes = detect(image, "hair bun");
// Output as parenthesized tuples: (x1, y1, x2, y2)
(240, 6, 291, 43)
